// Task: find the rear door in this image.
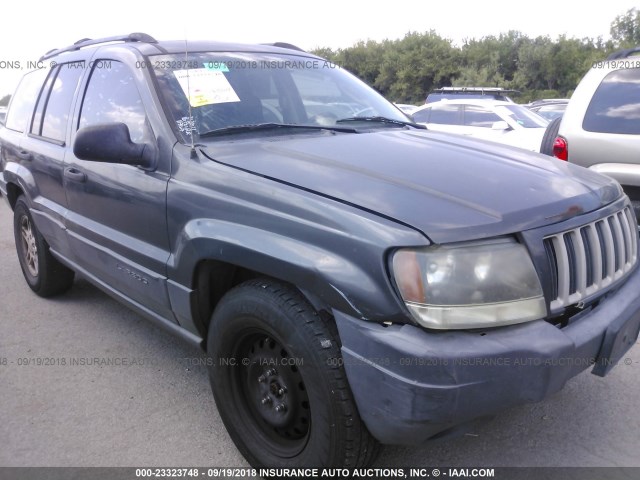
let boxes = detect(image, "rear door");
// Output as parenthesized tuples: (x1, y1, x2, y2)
(2, 64, 84, 258)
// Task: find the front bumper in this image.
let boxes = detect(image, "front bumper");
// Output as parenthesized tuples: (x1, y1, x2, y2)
(334, 264, 640, 445)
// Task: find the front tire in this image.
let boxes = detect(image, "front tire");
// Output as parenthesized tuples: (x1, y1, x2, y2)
(207, 279, 379, 468)
(13, 197, 74, 297)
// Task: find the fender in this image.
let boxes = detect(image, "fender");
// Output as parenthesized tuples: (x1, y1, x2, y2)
(167, 217, 423, 325)
(3, 163, 72, 256)
(165, 144, 429, 332)
(3, 162, 38, 206)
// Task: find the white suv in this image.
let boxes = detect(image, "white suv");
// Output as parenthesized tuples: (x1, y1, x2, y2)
(541, 46, 640, 218)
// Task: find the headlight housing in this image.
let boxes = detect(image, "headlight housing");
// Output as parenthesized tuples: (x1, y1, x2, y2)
(392, 238, 546, 329)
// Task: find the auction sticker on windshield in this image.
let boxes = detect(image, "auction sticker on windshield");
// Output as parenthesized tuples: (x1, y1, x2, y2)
(174, 68, 240, 107)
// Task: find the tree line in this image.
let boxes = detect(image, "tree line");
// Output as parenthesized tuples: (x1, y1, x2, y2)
(312, 8, 640, 104)
(1, 9, 638, 108)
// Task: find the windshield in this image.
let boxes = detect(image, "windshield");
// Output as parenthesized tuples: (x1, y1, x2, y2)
(496, 105, 548, 128)
(150, 52, 409, 140)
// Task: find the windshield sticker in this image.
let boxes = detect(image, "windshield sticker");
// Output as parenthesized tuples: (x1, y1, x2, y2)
(176, 116, 197, 136)
(204, 62, 229, 72)
(174, 68, 240, 107)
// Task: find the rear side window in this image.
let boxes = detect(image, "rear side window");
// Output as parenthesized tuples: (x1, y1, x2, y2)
(583, 68, 640, 134)
(30, 62, 85, 142)
(4, 68, 48, 133)
(428, 103, 462, 125)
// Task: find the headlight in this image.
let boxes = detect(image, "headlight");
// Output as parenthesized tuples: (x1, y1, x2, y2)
(392, 238, 546, 329)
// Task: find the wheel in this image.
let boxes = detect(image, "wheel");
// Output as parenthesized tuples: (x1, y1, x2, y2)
(13, 197, 74, 297)
(207, 279, 380, 468)
(540, 117, 562, 156)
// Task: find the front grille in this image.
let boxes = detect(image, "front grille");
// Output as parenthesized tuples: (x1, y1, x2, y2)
(544, 206, 638, 310)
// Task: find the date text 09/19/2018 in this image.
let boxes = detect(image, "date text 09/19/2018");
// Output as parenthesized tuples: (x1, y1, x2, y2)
(133, 467, 496, 478)
(592, 60, 640, 69)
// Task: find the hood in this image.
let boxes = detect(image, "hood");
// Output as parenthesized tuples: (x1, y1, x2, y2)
(200, 129, 622, 244)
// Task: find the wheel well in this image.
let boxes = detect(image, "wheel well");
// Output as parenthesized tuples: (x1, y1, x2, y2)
(191, 260, 335, 342)
(6, 182, 24, 209)
(191, 261, 264, 338)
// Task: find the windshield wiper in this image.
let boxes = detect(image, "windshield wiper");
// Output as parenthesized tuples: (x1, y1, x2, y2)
(199, 122, 359, 138)
(336, 116, 426, 129)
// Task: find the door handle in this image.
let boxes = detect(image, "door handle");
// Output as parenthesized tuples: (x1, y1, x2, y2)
(16, 150, 32, 161)
(64, 167, 87, 183)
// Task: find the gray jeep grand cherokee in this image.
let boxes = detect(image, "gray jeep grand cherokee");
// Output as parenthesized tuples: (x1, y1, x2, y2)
(1, 33, 640, 469)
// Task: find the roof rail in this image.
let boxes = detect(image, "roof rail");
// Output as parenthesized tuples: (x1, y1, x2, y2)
(40, 32, 158, 61)
(607, 46, 640, 60)
(262, 42, 306, 52)
(433, 87, 520, 94)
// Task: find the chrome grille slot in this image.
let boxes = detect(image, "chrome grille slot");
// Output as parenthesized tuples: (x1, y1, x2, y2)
(545, 207, 638, 310)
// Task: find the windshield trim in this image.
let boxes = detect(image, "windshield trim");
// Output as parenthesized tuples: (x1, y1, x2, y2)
(198, 122, 360, 138)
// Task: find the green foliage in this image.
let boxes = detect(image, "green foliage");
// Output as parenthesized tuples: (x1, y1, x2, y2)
(318, 32, 460, 104)
(376, 32, 461, 104)
(310, 9, 634, 104)
(611, 8, 640, 47)
(509, 36, 603, 94)
(461, 31, 524, 83)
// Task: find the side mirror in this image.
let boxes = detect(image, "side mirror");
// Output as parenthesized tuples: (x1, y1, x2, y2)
(491, 120, 511, 131)
(73, 123, 154, 168)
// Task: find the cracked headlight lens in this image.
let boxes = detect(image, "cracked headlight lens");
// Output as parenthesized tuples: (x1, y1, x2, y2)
(392, 238, 545, 329)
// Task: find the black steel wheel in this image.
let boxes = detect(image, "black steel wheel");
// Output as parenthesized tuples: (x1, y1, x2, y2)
(207, 279, 379, 468)
(233, 331, 311, 458)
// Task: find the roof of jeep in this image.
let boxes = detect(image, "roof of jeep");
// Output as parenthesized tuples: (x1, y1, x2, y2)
(139, 40, 315, 55)
(40, 33, 316, 61)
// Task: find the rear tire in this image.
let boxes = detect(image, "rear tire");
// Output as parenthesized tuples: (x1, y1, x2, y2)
(13, 197, 74, 297)
(540, 117, 562, 156)
(207, 278, 380, 468)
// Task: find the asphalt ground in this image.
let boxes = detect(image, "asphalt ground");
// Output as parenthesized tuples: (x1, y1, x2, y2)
(0, 199, 639, 471)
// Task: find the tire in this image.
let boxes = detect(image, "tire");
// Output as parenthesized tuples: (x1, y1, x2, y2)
(13, 197, 74, 297)
(207, 279, 380, 468)
(540, 117, 562, 156)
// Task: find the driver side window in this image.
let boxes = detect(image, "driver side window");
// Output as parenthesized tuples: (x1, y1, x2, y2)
(79, 61, 150, 143)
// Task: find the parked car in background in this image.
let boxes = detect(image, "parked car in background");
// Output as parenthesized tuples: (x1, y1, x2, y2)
(412, 99, 549, 151)
(540, 46, 640, 219)
(526, 99, 569, 121)
(394, 103, 419, 114)
(425, 87, 518, 104)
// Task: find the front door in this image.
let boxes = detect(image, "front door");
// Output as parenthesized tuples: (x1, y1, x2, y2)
(63, 60, 173, 320)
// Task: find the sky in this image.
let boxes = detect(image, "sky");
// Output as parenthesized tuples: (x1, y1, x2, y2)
(0, 0, 637, 97)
